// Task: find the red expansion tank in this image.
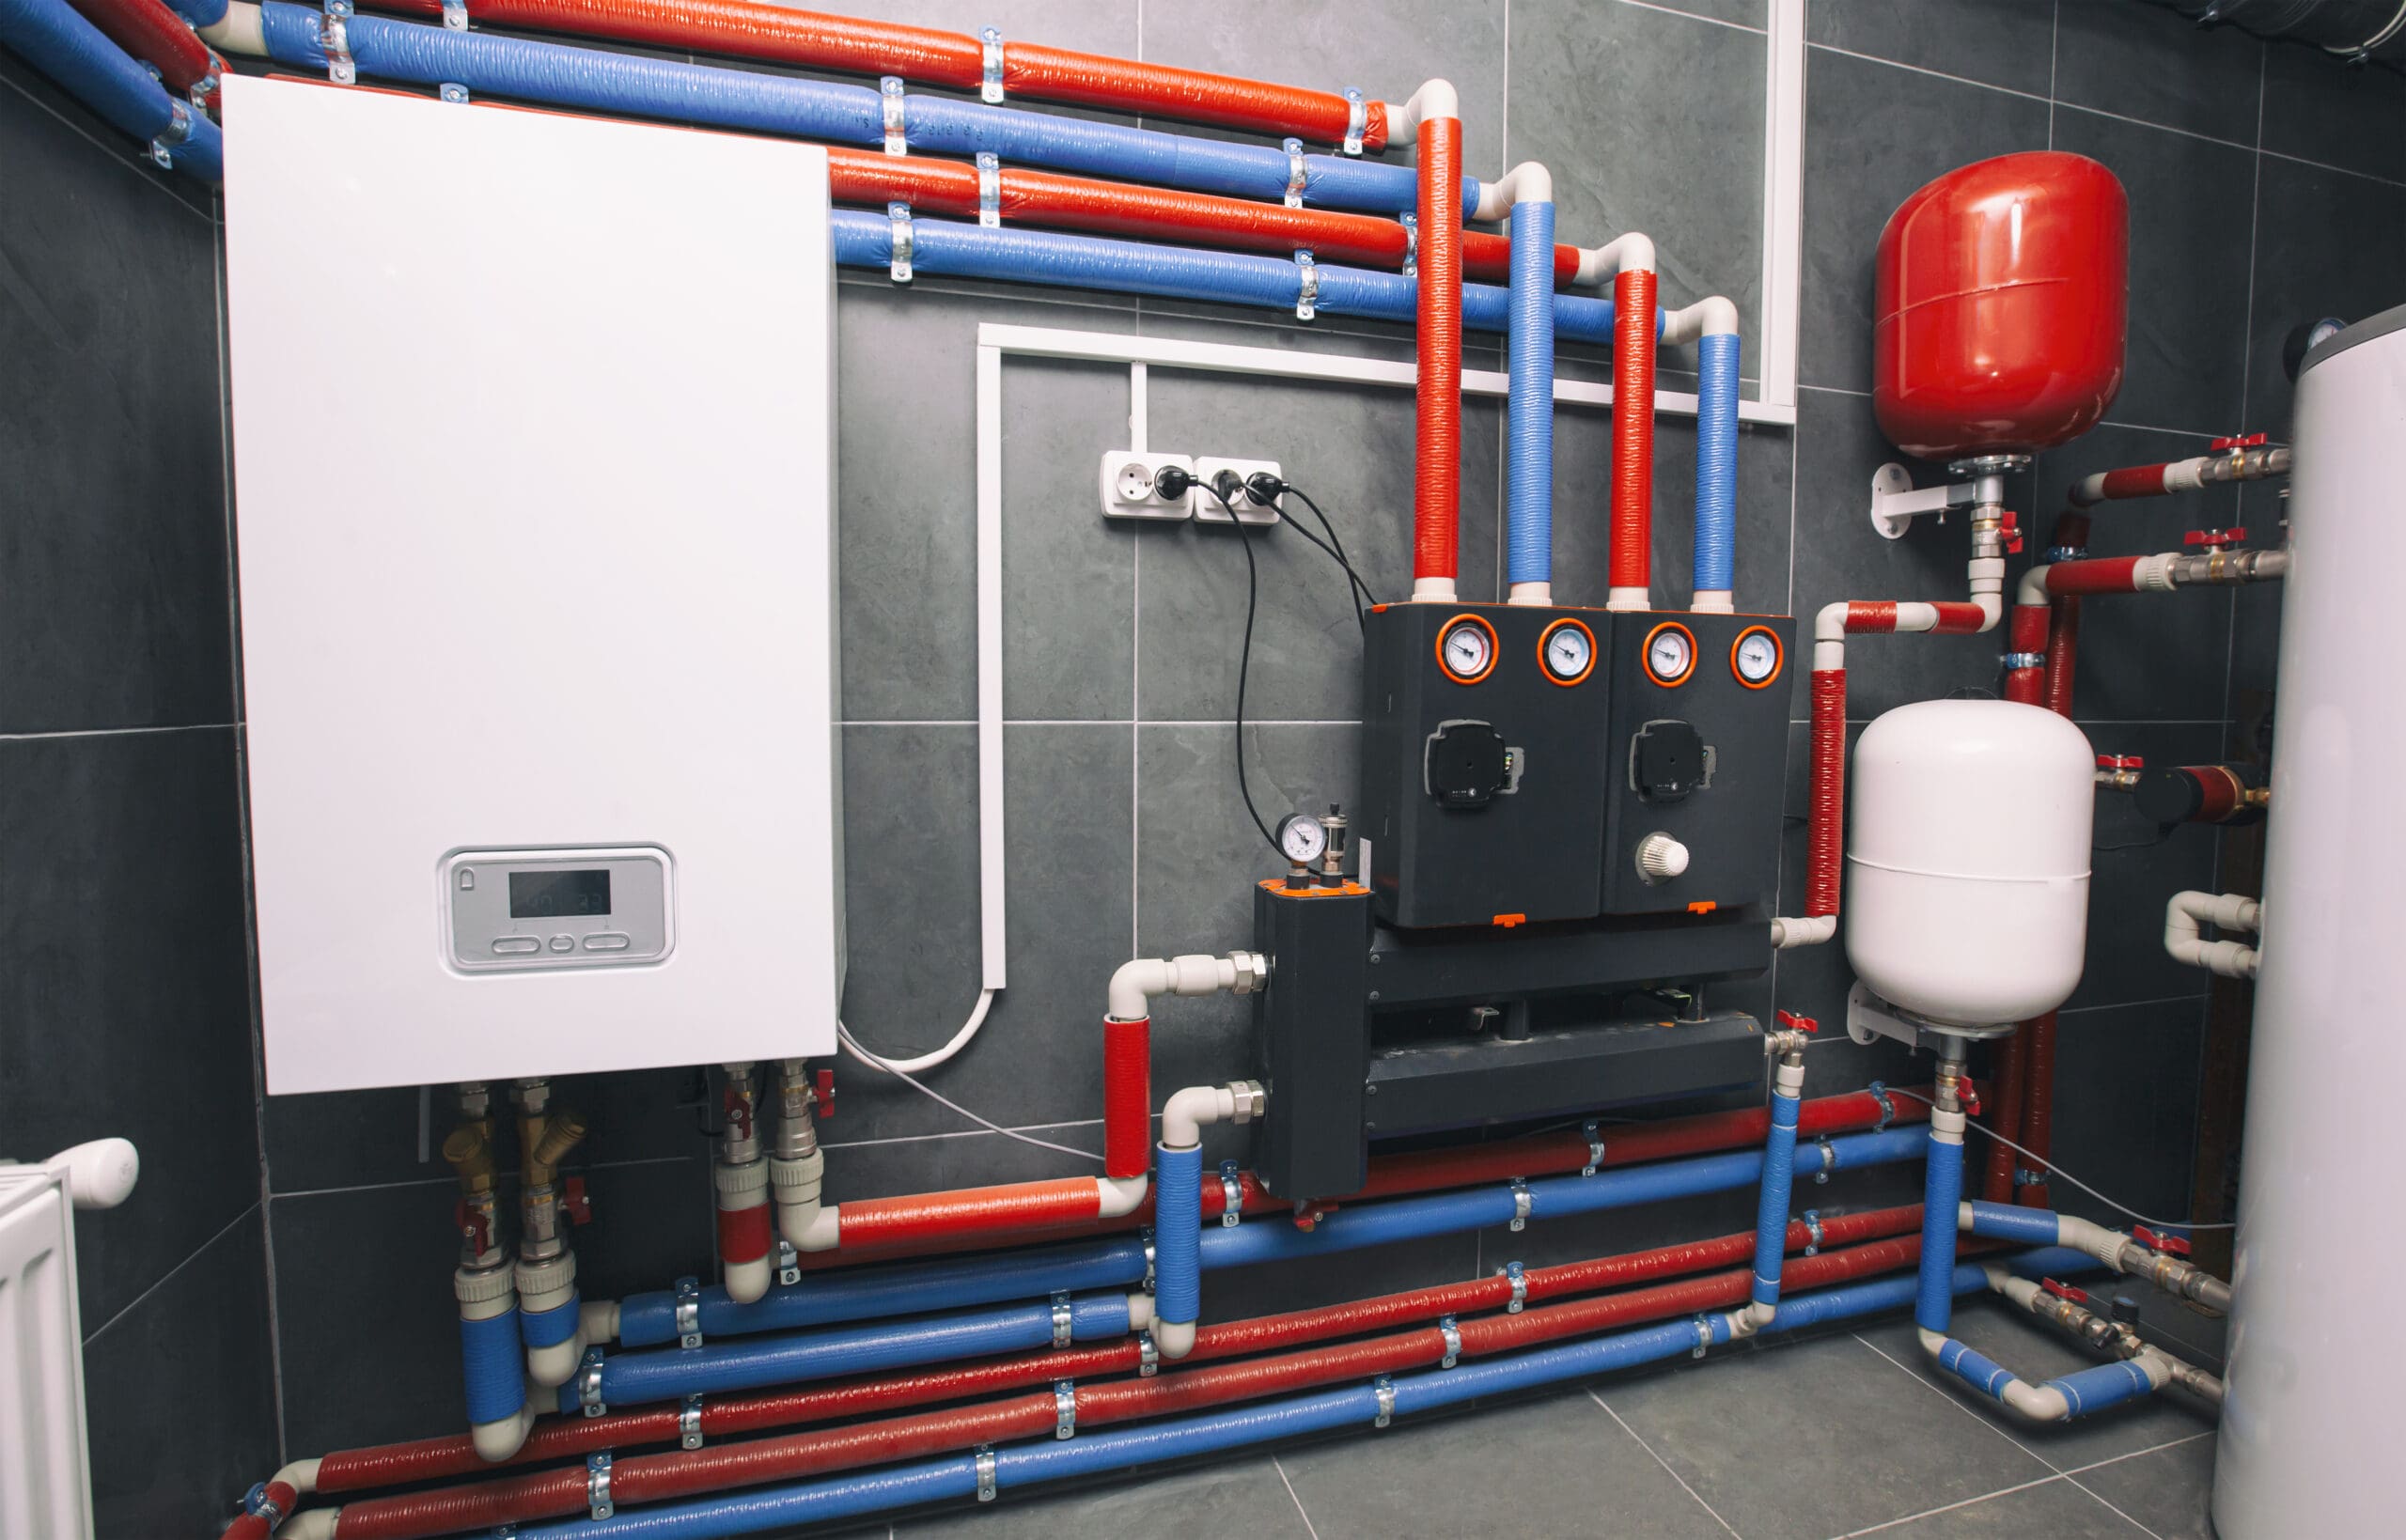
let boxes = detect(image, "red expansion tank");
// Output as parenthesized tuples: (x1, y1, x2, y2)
(1874, 151, 2128, 460)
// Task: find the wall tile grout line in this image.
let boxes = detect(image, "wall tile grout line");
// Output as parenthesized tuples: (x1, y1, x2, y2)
(0, 722, 235, 741)
(1616, 0, 1767, 37)
(81, 1200, 258, 1347)
(272, 1151, 704, 1202)
(1271, 1454, 1322, 1540)
(2258, 145, 2406, 190)
(1849, 1331, 2079, 1479)
(1805, 39, 2055, 108)
(2046, 1, 2058, 150)
(1586, 1390, 1744, 1537)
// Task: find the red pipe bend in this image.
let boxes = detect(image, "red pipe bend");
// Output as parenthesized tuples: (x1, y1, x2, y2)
(66, 0, 219, 93)
(1412, 114, 1463, 589)
(836, 1176, 1101, 1246)
(1607, 268, 1660, 597)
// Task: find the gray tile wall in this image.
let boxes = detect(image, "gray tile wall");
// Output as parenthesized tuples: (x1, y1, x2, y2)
(5, 0, 2401, 1528)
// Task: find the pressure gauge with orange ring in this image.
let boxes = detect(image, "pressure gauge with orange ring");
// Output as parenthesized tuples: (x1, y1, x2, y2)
(1730, 626, 1784, 689)
(1537, 617, 1596, 686)
(1641, 621, 1697, 687)
(1435, 614, 1499, 685)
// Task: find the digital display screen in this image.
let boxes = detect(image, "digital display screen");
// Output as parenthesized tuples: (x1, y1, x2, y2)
(508, 868, 612, 919)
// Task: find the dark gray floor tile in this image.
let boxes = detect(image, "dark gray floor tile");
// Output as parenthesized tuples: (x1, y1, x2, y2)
(1798, 48, 2051, 394)
(1, 729, 258, 1328)
(1856, 1289, 2218, 1471)
(1137, 376, 1498, 721)
(0, 72, 231, 735)
(2051, 109, 2254, 436)
(1509, 0, 1768, 376)
(1860, 1474, 2149, 1538)
(1805, 0, 2056, 98)
(838, 724, 1136, 1142)
(898, 1455, 1310, 1539)
(1280, 1390, 1733, 1539)
(84, 1206, 278, 1540)
(1605, 1333, 2055, 1538)
(2243, 157, 2406, 439)
(2072, 1433, 2218, 1540)
(2051, 0, 2263, 146)
(2259, 39, 2406, 185)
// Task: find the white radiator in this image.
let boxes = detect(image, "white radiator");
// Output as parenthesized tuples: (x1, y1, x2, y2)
(0, 1141, 138, 1540)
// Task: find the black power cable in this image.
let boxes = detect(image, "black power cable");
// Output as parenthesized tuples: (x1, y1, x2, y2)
(1195, 473, 1283, 857)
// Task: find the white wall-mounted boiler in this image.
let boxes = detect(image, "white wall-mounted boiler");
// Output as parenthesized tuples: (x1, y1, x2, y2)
(222, 76, 840, 1092)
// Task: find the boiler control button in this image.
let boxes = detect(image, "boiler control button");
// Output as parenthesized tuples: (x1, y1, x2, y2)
(492, 937, 541, 955)
(583, 932, 632, 952)
(1425, 720, 1510, 808)
(1635, 832, 1691, 882)
(548, 934, 575, 953)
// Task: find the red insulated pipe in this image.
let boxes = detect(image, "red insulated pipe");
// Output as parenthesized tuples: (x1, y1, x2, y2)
(2019, 1009, 2059, 1208)
(836, 1176, 1102, 1246)
(2042, 557, 2143, 598)
(1607, 268, 1660, 598)
(222, 1481, 298, 1540)
(2070, 462, 2175, 506)
(2042, 597, 2083, 720)
(1102, 1015, 1150, 1180)
(1929, 601, 1989, 633)
(65, 0, 219, 94)
(619, 1397, 1059, 1506)
(1805, 668, 1847, 917)
(367, 0, 1386, 149)
(715, 1196, 772, 1267)
(2003, 603, 2049, 706)
(1413, 114, 1463, 591)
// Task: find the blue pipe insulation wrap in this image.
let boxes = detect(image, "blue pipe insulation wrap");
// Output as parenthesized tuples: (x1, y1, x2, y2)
(618, 1236, 1149, 1347)
(573, 1294, 1133, 1410)
(1933, 1336, 2159, 1419)
(1505, 199, 1557, 588)
(2002, 1246, 2097, 1280)
(507, 1256, 2068, 1540)
(459, 1308, 526, 1425)
(1936, 1336, 2017, 1398)
(0, 0, 222, 179)
(520, 1294, 581, 1349)
(1964, 1199, 2064, 1248)
(1750, 1088, 1804, 1309)
(167, 0, 226, 22)
(1917, 1131, 1966, 1334)
(1201, 1184, 1520, 1270)
(1693, 330, 1740, 597)
(1153, 1143, 1204, 1326)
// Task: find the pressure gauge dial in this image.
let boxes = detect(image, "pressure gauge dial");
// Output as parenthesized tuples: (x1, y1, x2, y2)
(1275, 812, 1328, 866)
(1643, 622, 1696, 687)
(1731, 626, 1784, 689)
(1436, 615, 1498, 684)
(1539, 618, 1596, 686)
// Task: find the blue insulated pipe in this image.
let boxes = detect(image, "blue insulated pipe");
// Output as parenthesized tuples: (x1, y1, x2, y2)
(1693, 328, 1741, 599)
(1151, 1143, 1204, 1337)
(0, 0, 222, 178)
(506, 1259, 2062, 1540)
(1916, 1124, 1966, 1334)
(250, 3, 1480, 217)
(1749, 1078, 1804, 1314)
(459, 1305, 527, 1427)
(1962, 1199, 2067, 1247)
(1505, 199, 1558, 591)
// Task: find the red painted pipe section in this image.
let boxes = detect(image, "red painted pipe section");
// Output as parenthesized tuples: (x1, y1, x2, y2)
(1102, 1014, 1150, 1180)
(367, 0, 1389, 149)
(715, 1196, 772, 1268)
(1413, 114, 1463, 592)
(2003, 603, 2049, 706)
(1608, 268, 1660, 599)
(2071, 461, 2177, 506)
(1805, 668, 1847, 916)
(2042, 596, 2082, 721)
(836, 1176, 1104, 1247)
(2042, 556, 2143, 598)
(1928, 600, 1989, 632)
(66, 0, 219, 95)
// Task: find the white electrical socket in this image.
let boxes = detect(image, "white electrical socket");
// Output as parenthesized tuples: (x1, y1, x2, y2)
(1191, 457, 1282, 525)
(1100, 450, 1195, 521)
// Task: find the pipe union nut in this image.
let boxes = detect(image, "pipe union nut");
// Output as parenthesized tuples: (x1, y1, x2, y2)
(1227, 1081, 1267, 1125)
(1228, 950, 1269, 995)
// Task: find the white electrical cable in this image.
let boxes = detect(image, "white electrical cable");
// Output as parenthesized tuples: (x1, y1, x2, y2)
(1884, 1087, 2236, 1231)
(836, 1013, 1104, 1164)
(843, 988, 995, 1075)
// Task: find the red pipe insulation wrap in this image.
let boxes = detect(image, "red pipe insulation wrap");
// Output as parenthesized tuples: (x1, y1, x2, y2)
(2096, 463, 2173, 502)
(621, 1397, 1061, 1506)
(2042, 598, 2082, 720)
(1608, 268, 1660, 597)
(333, 1469, 586, 1539)
(1844, 600, 1898, 633)
(2043, 557, 2142, 598)
(836, 1176, 1102, 1246)
(64, 0, 219, 93)
(1002, 44, 1386, 150)
(222, 1482, 298, 1540)
(2003, 604, 2050, 706)
(1928, 601, 1988, 633)
(1412, 114, 1463, 588)
(2020, 1009, 2059, 1207)
(1805, 668, 1847, 917)
(1084, 1332, 1446, 1423)
(2015, 587, 2079, 1208)
(716, 1193, 773, 1265)
(1102, 1015, 1151, 1179)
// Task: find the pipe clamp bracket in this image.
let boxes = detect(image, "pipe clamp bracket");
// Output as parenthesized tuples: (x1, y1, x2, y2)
(1582, 1120, 1605, 1177)
(1812, 1137, 1836, 1185)
(1219, 1160, 1243, 1226)
(441, 0, 466, 28)
(776, 1239, 801, 1288)
(1050, 1290, 1073, 1349)
(577, 1346, 607, 1418)
(881, 77, 907, 155)
(438, 83, 469, 104)
(1502, 1259, 1526, 1313)
(1138, 1329, 1159, 1377)
(2045, 545, 2088, 565)
(149, 100, 194, 170)
(1399, 213, 1418, 278)
(680, 1393, 704, 1449)
(675, 1275, 703, 1349)
(2003, 651, 2045, 670)
(1373, 1375, 1396, 1427)
(1867, 1080, 1896, 1131)
(586, 1453, 614, 1520)
(976, 1445, 998, 1502)
(1508, 1176, 1531, 1232)
(1802, 1208, 1823, 1257)
(980, 27, 1004, 103)
(1294, 251, 1318, 321)
(242, 1485, 286, 1527)
(887, 202, 914, 284)
(976, 152, 1001, 228)
(1141, 1230, 1156, 1294)
(1055, 1379, 1076, 1439)
(1439, 1314, 1461, 1369)
(320, 0, 355, 86)
(1283, 138, 1307, 208)
(1690, 1315, 1712, 1360)
(1342, 87, 1367, 155)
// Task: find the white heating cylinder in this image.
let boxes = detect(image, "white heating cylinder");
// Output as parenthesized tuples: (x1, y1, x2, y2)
(2213, 304, 2406, 1538)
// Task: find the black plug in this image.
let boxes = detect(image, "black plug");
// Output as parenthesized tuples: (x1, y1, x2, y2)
(1243, 471, 1288, 507)
(1210, 468, 1248, 507)
(1151, 462, 1196, 501)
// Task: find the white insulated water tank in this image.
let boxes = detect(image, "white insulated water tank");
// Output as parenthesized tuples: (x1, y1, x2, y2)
(1844, 699, 2094, 1026)
(2213, 305, 2406, 1539)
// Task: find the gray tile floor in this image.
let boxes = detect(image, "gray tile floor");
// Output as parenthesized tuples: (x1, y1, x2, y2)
(783, 1292, 2222, 1540)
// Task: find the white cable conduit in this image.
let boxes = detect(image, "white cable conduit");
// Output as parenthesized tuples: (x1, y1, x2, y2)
(2164, 890, 2262, 980)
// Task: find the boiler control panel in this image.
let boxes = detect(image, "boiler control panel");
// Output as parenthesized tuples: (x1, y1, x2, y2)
(444, 847, 675, 972)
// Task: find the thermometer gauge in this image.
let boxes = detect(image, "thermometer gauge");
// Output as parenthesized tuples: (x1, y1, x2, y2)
(1437, 615, 1497, 684)
(1275, 812, 1328, 866)
(1643, 622, 1696, 687)
(1539, 618, 1595, 685)
(1732, 627, 1783, 688)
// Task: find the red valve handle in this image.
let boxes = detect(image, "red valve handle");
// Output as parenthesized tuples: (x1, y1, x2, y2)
(2095, 754, 2145, 770)
(455, 1199, 492, 1255)
(1956, 1075, 1981, 1117)
(2184, 527, 2248, 549)
(2133, 1224, 2192, 1256)
(561, 1175, 592, 1226)
(2211, 432, 2267, 451)
(723, 1084, 754, 1140)
(1997, 511, 2023, 554)
(1773, 1009, 1820, 1035)
(2040, 1277, 2090, 1304)
(815, 1068, 836, 1119)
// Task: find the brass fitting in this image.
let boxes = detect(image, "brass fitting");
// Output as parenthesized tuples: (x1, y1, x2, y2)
(442, 1123, 496, 1194)
(524, 1112, 588, 1190)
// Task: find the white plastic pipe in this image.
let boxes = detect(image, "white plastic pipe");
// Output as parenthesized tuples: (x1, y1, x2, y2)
(1383, 78, 1461, 138)
(517, 1252, 586, 1387)
(1659, 296, 1739, 347)
(2165, 890, 2262, 979)
(1472, 160, 1554, 221)
(1575, 230, 1656, 283)
(1108, 954, 1242, 1019)
(198, 0, 266, 55)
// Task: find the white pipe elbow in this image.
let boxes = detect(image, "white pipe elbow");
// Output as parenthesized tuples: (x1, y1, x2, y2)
(273, 1508, 340, 1540)
(470, 1403, 536, 1463)
(1097, 1174, 1149, 1219)
(1163, 1084, 1237, 1149)
(1153, 1319, 1197, 1359)
(199, 0, 266, 54)
(1125, 1291, 1155, 1330)
(1574, 232, 1657, 283)
(780, 1201, 840, 1253)
(1814, 600, 1851, 646)
(1108, 954, 1235, 1019)
(581, 1298, 619, 1345)
(1387, 79, 1461, 137)
(527, 1331, 586, 1390)
(2017, 564, 2053, 608)
(2165, 892, 2263, 979)
(1770, 914, 1836, 949)
(2056, 1216, 2136, 1273)
(1473, 160, 1554, 220)
(1660, 295, 1739, 345)
(724, 1254, 773, 1305)
(271, 1459, 323, 1500)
